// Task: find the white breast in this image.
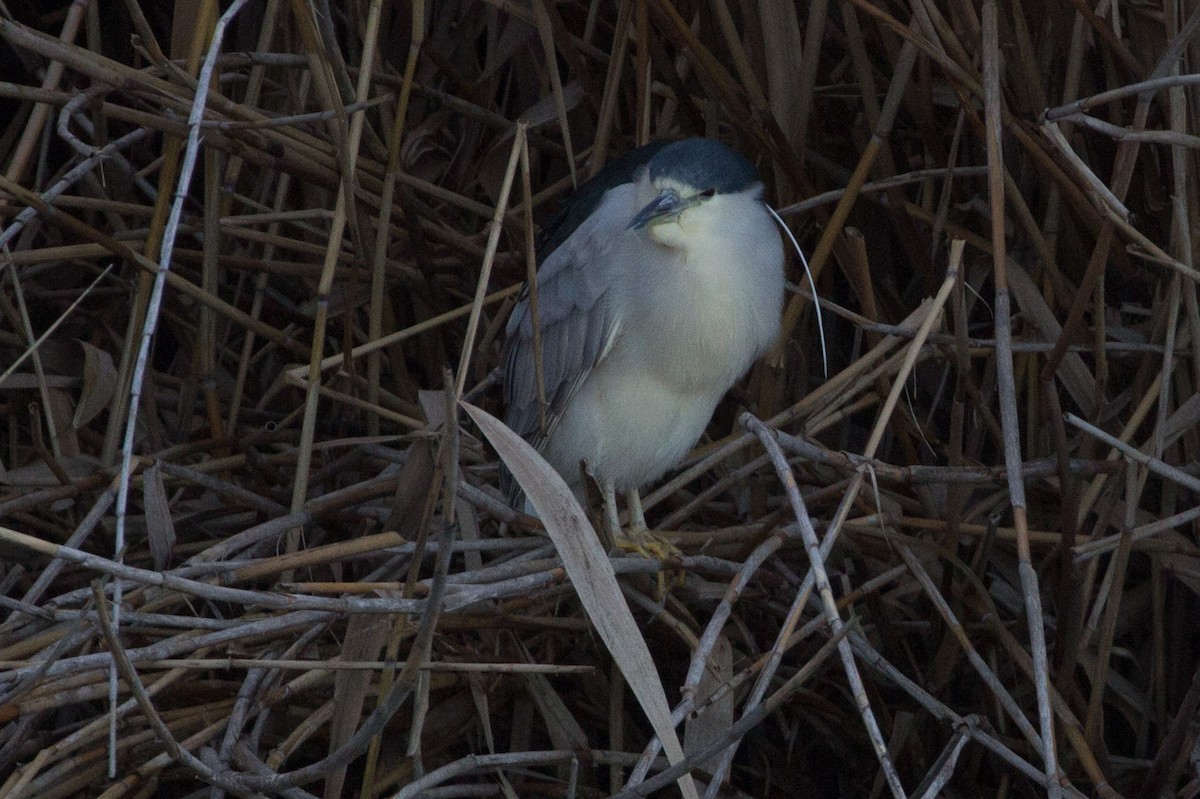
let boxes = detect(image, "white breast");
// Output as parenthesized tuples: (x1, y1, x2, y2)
(625, 191, 784, 390)
(541, 189, 785, 494)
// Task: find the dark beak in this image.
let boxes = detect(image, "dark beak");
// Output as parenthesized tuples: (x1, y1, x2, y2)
(628, 189, 686, 230)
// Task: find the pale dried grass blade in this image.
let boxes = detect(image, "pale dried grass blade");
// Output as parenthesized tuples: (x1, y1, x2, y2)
(463, 401, 699, 799)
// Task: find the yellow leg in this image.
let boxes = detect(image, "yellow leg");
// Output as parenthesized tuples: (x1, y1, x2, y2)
(614, 489, 682, 597)
(602, 480, 621, 545)
(625, 488, 647, 531)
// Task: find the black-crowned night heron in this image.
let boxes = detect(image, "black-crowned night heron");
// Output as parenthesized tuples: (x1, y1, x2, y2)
(502, 138, 784, 533)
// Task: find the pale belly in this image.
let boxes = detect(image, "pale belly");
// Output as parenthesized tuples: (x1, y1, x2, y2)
(533, 198, 781, 497)
(540, 354, 727, 494)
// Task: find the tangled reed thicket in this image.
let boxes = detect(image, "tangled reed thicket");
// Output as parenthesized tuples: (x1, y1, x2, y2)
(0, 1, 1198, 797)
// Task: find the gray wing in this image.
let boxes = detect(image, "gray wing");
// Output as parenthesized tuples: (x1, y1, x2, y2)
(502, 183, 636, 453)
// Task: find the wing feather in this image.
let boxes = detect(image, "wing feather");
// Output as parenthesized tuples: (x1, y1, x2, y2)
(502, 183, 636, 457)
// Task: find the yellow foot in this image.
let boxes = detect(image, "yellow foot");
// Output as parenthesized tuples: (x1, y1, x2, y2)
(616, 527, 684, 597)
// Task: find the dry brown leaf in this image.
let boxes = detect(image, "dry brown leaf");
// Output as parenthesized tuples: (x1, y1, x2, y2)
(1007, 261, 1096, 414)
(462, 401, 700, 799)
(0, 374, 76, 389)
(142, 460, 176, 571)
(0, 455, 100, 486)
(683, 633, 735, 781)
(523, 671, 589, 750)
(325, 615, 390, 799)
(72, 340, 117, 430)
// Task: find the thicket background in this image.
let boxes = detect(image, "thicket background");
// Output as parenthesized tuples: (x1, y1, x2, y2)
(0, 1, 1198, 797)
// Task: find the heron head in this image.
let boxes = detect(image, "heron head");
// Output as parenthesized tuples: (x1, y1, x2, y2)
(628, 139, 765, 249)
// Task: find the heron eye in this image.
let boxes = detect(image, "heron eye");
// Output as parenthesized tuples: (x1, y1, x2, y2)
(699, 188, 716, 198)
